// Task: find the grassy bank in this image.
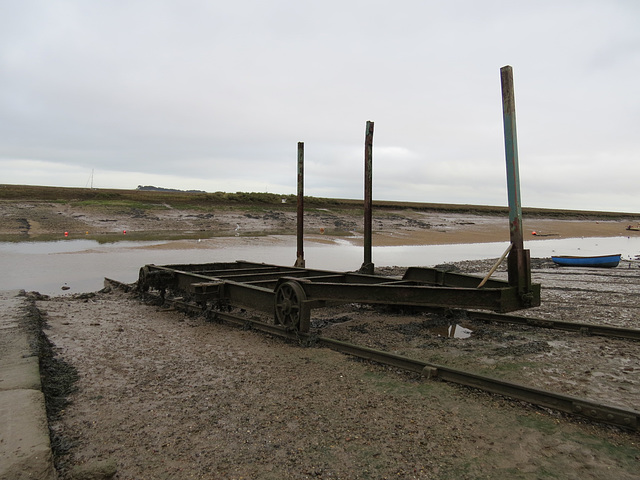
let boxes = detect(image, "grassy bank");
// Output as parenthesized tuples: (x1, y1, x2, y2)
(2, 183, 639, 220)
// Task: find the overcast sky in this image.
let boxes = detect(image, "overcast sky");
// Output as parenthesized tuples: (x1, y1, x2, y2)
(1, 1, 639, 212)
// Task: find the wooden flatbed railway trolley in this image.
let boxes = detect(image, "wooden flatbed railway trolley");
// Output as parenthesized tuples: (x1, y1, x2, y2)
(138, 261, 541, 333)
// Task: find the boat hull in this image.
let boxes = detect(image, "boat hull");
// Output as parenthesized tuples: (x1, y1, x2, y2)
(551, 254, 621, 268)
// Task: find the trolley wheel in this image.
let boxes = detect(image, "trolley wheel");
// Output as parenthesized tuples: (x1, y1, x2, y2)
(274, 281, 308, 330)
(138, 266, 150, 292)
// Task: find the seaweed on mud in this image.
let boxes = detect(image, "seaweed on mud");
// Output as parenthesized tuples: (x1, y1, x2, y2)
(492, 341, 551, 357)
(23, 300, 79, 461)
(347, 323, 370, 334)
(391, 320, 433, 337)
(312, 314, 353, 329)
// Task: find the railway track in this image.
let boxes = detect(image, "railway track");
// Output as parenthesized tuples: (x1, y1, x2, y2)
(106, 278, 640, 432)
(450, 309, 640, 341)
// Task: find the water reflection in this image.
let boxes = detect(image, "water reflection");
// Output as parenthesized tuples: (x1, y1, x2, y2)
(0, 239, 166, 254)
(1, 235, 638, 296)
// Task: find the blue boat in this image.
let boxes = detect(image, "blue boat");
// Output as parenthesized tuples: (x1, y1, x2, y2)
(551, 254, 621, 268)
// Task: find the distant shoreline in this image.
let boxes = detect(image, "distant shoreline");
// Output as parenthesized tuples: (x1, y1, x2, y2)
(2, 183, 640, 218)
(1, 184, 639, 246)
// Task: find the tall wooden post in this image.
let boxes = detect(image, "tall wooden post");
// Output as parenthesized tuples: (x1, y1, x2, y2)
(500, 66, 531, 296)
(360, 121, 374, 274)
(295, 142, 305, 267)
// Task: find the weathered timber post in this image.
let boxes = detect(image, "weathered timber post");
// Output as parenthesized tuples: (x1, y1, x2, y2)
(295, 142, 305, 268)
(360, 121, 374, 274)
(500, 65, 532, 300)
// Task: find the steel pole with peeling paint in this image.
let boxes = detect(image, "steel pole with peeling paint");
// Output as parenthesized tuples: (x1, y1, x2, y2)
(360, 121, 374, 274)
(500, 66, 532, 298)
(295, 142, 305, 268)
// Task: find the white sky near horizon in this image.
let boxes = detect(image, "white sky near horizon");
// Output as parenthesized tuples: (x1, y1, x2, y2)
(1, 1, 639, 212)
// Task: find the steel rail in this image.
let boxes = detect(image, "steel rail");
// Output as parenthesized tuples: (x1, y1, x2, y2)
(457, 309, 640, 341)
(105, 279, 640, 432)
(199, 303, 640, 432)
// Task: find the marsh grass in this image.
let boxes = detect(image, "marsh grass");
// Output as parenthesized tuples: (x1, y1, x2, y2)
(3, 184, 638, 219)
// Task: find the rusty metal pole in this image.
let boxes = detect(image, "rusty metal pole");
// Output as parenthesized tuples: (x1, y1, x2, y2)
(294, 142, 305, 268)
(500, 66, 531, 297)
(360, 121, 374, 274)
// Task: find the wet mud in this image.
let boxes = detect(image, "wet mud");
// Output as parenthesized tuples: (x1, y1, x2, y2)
(35, 258, 640, 479)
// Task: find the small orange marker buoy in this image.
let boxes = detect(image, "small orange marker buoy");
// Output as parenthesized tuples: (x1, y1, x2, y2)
(85, 231, 89, 235)
(531, 231, 537, 236)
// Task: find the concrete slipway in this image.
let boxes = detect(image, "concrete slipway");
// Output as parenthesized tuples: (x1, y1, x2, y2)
(0, 290, 56, 480)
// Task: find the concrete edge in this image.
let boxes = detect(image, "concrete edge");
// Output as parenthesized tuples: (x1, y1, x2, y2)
(0, 290, 57, 480)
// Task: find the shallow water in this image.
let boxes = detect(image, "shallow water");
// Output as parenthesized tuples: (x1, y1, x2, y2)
(1, 235, 638, 296)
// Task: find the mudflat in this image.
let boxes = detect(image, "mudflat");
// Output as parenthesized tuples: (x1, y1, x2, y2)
(1, 194, 639, 246)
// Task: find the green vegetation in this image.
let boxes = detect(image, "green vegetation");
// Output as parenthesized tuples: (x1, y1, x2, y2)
(515, 411, 561, 435)
(70, 199, 167, 210)
(0, 184, 348, 212)
(2, 183, 639, 218)
(515, 415, 639, 472)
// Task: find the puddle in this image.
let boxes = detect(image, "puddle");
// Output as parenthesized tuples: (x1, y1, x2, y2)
(432, 324, 473, 339)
